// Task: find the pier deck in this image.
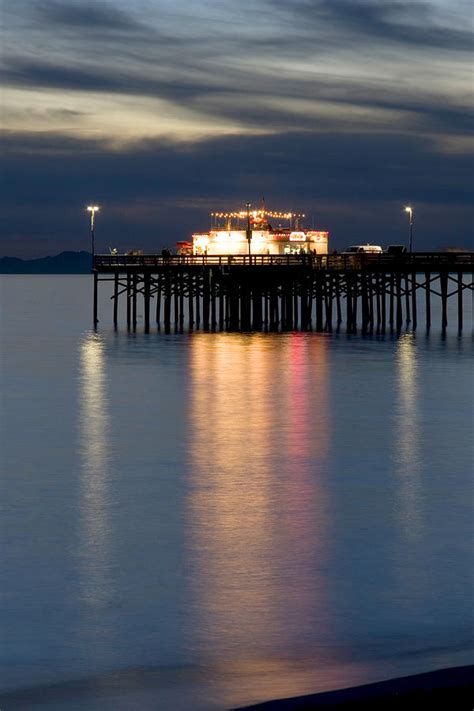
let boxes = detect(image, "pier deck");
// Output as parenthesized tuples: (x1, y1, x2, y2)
(92, 252, 474, 333)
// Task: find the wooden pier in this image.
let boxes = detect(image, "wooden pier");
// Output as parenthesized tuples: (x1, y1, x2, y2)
(92, 253, 474, 334)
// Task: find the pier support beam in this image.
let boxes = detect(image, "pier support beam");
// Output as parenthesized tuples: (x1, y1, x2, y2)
(93, 272, 98, 327)
(132, 273, 137, 331)
(425, 272, 431, 331)
(188, 273, 194, 330)
(174, 278, 179, 330)
(326, 276, 333, 332)
(156, 273, 162, 327)
(240, 282, 251, 331)
(195, 274, 201, 328)
(164, 270, 171, 333)
(389, 273, 394, 331)
(335, 275, 342, 327)
(404, 274, 411, 324)
(381, 274, 386, 334)
(361, 273, 369, 334)
(144, 272, 151, 332)
(411, 272, 417, 331)
(346, 276, 353, 333)
(293, 284, 299, 330)
(368, 274, 374, 333)
(229, 282, 240, 330)
(396, 273, 403, 332)
(457, 272, 463, 332)
(269, 288, 278, 331)
(375, 274, 381, 333)
(113, 272, 119, 328)
(252, 288, 262, 331)
(284, 284, 293, 330)
(440, 271, 448, 332)
(203, 269, 210, 330)
(218, 283, 224, 331)
(126, 273, 131, 329)
(315, 275, 324, 332)
(352, 275, 358, 334)
(210, 271, 216, 331)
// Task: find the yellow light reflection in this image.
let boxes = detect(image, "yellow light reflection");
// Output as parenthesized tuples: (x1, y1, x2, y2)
(186, 333, 338, 707)
(187, 335, 277, 658)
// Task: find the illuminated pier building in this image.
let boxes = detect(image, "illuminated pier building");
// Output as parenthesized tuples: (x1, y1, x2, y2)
(178, 207, 329, 256)
(92, 202, 473, 335)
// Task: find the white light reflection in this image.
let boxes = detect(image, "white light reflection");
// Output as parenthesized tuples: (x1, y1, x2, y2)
(394, 334, 423, 541)
(390, 334, 433, 642)
(78, 332, 114, 614)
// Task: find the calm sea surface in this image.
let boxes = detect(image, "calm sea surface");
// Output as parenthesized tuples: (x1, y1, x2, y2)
(0, 275, 473, 710)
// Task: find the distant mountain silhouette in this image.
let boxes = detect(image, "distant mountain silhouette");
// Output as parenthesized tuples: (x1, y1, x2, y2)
(0, 251, 92, 274)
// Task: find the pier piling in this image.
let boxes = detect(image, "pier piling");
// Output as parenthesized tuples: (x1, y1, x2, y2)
(113, 272, 119, 328)
(457, 272, 463, 332)
(126, 273, 131, 328)
(93, 272, 98, 326)
(440, 271, 448, 332)
(92, 253, 473, 334)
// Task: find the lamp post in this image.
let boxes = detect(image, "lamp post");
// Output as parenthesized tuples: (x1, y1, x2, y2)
(246, 202, 252, 260)
(404, 206, 413, 253)
(87, 205, 100, 267)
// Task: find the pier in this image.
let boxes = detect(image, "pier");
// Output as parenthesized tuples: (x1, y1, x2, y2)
(92, 252, 474, 334)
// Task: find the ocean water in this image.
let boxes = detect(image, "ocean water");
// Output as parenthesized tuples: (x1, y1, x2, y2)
(0, 275, 473, 710)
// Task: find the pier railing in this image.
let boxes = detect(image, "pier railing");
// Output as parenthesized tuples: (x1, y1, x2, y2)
(94, 252, 474, 272)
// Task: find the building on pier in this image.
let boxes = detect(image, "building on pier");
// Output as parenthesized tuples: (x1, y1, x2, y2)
(177, 207, 329, 256)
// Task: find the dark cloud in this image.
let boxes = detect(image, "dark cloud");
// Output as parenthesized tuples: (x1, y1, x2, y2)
(0, 58, 223, 102)
(34, 0, 143, 32)
(268, 0, 473, 52)
(1, 128, 472, 257)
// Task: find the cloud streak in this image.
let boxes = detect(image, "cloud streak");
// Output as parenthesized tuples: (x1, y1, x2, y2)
(1, 0, 472, 255)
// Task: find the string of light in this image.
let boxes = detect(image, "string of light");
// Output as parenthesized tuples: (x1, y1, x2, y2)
(211, 211, 305, 219)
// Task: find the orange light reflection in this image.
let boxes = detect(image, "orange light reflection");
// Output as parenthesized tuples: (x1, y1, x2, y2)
(186, 333, 345, 707)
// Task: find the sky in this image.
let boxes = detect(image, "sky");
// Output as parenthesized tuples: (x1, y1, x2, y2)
(1, 0, 473, 257)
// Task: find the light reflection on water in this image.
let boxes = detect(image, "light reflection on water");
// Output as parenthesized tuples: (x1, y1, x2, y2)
(187, 335, 280, 658)
(185, 334, 371, 705)
(279, 335, 331, 651)
(0, 276, 473, 710)
(77, 333, 116, 655)
(394, 334, 423, 540)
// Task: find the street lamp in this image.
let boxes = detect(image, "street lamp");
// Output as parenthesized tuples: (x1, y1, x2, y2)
(246, 202, 252, 259)
(404, 206, 413, 253)
(87, 205, 100, 266)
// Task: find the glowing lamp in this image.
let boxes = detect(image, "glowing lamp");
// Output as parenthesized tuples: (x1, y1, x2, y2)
(404, 206, 414, 252)
(86, 205, 100, 262)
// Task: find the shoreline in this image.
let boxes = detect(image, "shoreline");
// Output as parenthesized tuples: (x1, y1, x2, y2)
(234, 665, 474, 709)
(1, 664, 471, 709)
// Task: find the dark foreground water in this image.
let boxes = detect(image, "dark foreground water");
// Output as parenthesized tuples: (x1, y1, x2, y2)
(0, 276, 473, 710)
